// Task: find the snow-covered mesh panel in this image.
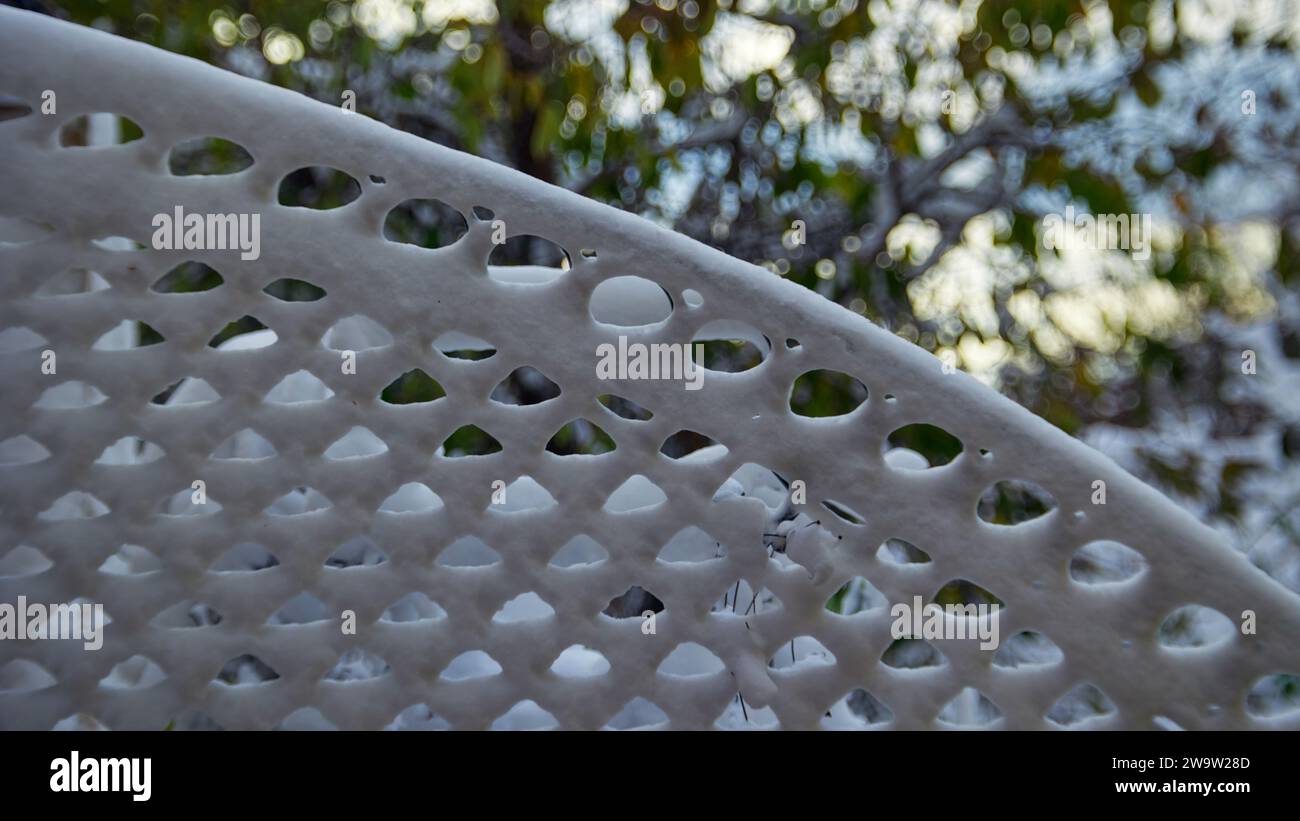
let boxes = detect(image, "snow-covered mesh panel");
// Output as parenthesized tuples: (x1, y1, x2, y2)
(1, 8, 1298, 731)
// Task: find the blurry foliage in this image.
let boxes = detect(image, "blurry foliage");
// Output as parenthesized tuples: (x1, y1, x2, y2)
(35, 0, 1300, 552)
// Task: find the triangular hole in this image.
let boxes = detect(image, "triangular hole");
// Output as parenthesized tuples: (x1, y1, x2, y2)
(993, 631, 1064, 669)
(937, 688, 1003, 728)
(769, 636, 836, 670)
(210, 428, 277, 460)
(323, 648, 391, 682)
(440, 650, 502, 681)
(550, 535, 609, 568)
(602, 474, 667, 513)
(37, 380, 109, 409)
(550, 645, 611, 678)
(38, 491, 110, 520)
(321, 314, 392, 352)
(657, 526, 726, 564)
(603, 586, 664, 618)
(209, 543, 279, 574)
(0, 545, 53, 578)
(597, 393, 653, 421)
(0, 434, 50, 466)
(492, 592, 556, 624)
(659, 429, 724, 460)
(151, 377, 218, 406)
(546, 418, 616, 455)
(385, 704, 450, 731)
(264, 487, 333, 516)
(215, 654, 280, 686)
(268, 592, 330, 625)
(491, 476, 556, 513)
(98, 655, 167, 690)
(604, 698, 669, 730)
(381, 592, 446, 623)
(489, 365, 561, 405)
(436, 536, 501, 568)
(264, 369, 334, 404)
(1046, 683, 1117, 728)
(823, 689, 894, 729)
(881, 638, 947, 670)
(323, 426, 388, 460)
(97, 544, 163, 576)
(151, 601, 223, 628)
(378, 482, 444, 513)
(380, 369, 445, 404)
(713, 578, 782, 616)
(490, 700, 558, 730)
(94, 436, 164, 465)
(657, 642, 725, 677)
(151, 261, 223, 293)
(35, 267, 110, 297)
(876, 537, 931, 565)
(274, 708, 337, 730)
(441, 424, 501, 457)
(90, 320, 164, 351)
(825, 576, 887, 615)
(325, 536, 387, 569)
(208, 315, 275, 349)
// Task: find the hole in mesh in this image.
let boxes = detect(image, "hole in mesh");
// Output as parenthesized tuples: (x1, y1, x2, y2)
(597, 393, 653, 421)
(0, 326, 48, 353)
(550, 535, 609, 568)
(323, 649, 391, 682)
(659, 430, 722, 460)
(90, 235, 145, 251)
(433, 331, 496, 360)
(881, 638, 947, 670)
(441, 650, 502, 681)
(151, 377, 218, 406)
(91, 320, 164, 351)
(488, 234, 569, 270)
(993, 631, 1064, 669)
(937, 688, 1003, 728)
(471, 205, 494, 220)
(98, 544, 163, 576)
(876, 538, 931, 565)
(547, 418, 616, 456)
(324, 426, 388, 460)
(322, 314, 393, 351)
(603, 586, 664, 619)
(825, 577, 887, 615)
(38, 491, 110, 520)
(277, 166, 361, 209)
(770, 636, 836, 670)
(378, 482, 443, 514)
(152, 601, 223, 628)
(692, 320, 768, 372)
(210, 543, 279, 574)
(0, 215, 54, 247)
(604, 698, 670, 730)
(436, 536, 501, 568)
(1046, 683, 1117, 727)
(95, 436, 165, 465)
(268, 593, 330, 625)
(167, 710, 225, 731)
(490, 700, 559, 730)
(603, 474, 667, 513)
(713, 579, 783, 615)
(369, 174, 386, 185)
(492, 476, 557, 512)
(1157, 605, 1235, 650)
(823, 690, 894, 729)
(208, 315, 275, 349)
(821, 499, 866, 526)
(976, 480, 1057, 525)
(785, 337, 801, 349)
(0, 659, 57, 693)
(383, 198, 468, 248)
(59, 113, 143, 146)
(1246, 673, 1300, 719)
(683, 288, 704, 308)
(36, 381, 108, 409)
(382, 592, 447, 623)
(550, 645, 611, 678)
(326, 536, 387, 569)
(380, 369, 446, 404)
(151, 260, 223, 293)
(884, 423, 963, 468)
(52, 714, 110, 731)
(210, 428, 277, 460)
(385, 704, 450, 731)
(1069, 540, 1147, 585)
(711, 462, 789, 511)
(934, 579, 1005, 611)
(216, 654, 280, 685)
(493, 592, 556, 624)
(263, 370, 335, 404)
(35, 267, 111, 297)
(490, 366, 561, 405)
(657, 642, 726, 677)
(275, 708, 337, 731)
(441, 424, 502, 457)
(790, 369, 868, 416)
(167, 136, 253, 176)
(716, 698, 780, 730)
(657, 526, 726, 564)
(0, 434, 51, 465)
(0, 95, 33, 121)
(589, 276, 674, 327)
(0, 545, 53, 578)
(263, 277, 326, 301)
(265, 487, 333, 516)
(98, 655, 167, 690)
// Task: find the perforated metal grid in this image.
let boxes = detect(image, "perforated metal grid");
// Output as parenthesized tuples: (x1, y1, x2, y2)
(1, 8, 1298, 730)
